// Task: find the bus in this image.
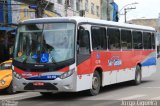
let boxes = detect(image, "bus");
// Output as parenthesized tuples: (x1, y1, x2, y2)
(12, 17, 156, 95)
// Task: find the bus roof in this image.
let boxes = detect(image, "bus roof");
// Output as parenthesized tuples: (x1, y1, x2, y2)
(21, 16, 155, 31)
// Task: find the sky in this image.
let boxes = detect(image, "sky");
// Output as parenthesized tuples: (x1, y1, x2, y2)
(114, 0, 160, 22)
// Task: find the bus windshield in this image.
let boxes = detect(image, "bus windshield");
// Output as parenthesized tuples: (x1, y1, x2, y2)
(14, 23, 75, 63)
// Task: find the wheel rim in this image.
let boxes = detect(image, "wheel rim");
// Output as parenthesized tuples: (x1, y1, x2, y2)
(137, 71, 141, 83)
(92, 76, 99, 90)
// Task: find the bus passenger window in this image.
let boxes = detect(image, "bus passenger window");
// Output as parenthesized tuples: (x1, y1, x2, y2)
(108, 28, 120, 50)
(91, 27, 107, 50)
(143, 32, 151, 49)
(77, 30, 90, 55)
(121, 29, 132, 50)
(151, 33, 155, 49)
(133, 31, 143, 49)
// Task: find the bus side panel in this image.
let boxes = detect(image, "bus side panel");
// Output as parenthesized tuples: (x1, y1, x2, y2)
(75, 49, 156, 91)
(141, 51, 157, 78)
(102, 70, 117, 86)
(76, 59, 93, 91)
(105, 51, 135, 84)
(91, 50, 156, 87)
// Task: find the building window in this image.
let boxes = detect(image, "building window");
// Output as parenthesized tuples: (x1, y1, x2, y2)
(70, 0, 74, 9)
(121, 29, 132, 50)
(91, 3, 95, 15)
(24, 8, 28, 17)
(91, 27, 107, 50)
(57, 0, 62, 4)
(143, 32, 151, 49)
(96, 6, 99, 17)
(108, 28, 121, 50)
(133, 31, 143, 49)
(85, 0, 89, 12)
(76, 0, 80, 11)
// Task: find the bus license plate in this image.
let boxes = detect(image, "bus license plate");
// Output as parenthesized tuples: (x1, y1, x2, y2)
(33, 82, 44, 86)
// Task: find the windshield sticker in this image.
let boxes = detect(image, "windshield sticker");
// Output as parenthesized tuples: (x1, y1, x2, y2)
(108, 56, 122, 66)
(40, 53, 49, 63)
(18, 52, 22, 57)
(31, 53, 38, 60)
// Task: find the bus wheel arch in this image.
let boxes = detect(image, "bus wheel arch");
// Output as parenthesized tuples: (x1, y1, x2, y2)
(94, 67, 103, 86)
(88, 67, 103, 96)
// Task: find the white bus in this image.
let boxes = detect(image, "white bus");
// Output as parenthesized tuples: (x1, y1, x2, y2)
(12, 17, 156, 95)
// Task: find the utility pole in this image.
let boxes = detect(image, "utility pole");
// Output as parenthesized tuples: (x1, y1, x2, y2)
(124, 7, 136, 23)
(106, 0, 109, 21)
(64, 0, 69, 17)
(124, 8, 127, 23)
(64, 0, 68, 16)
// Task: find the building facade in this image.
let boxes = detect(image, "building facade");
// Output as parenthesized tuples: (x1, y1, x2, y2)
(0, 0, 119, 63)
(80, 0, 101, 19)
(11, 0, 35, 24)
(101, 0, 118, 21)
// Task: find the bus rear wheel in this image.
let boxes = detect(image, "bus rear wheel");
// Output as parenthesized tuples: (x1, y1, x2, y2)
(88, 71, 101, 96)
(133, 65, 142, 85)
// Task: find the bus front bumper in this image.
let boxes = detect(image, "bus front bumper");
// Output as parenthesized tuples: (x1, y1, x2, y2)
(13, 72, 77, 93)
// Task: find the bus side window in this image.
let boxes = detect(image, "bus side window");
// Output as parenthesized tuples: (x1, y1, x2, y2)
(133, 31, 143, 49)
(77, 29, 90, 55)
(151, 33, 155, 49)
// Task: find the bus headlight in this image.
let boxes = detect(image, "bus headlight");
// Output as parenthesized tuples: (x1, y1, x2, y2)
(60, 68, 75, 79)
(13, 72, 22, 79)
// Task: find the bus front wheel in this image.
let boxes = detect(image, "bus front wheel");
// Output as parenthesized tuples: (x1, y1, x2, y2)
(88, 71, 101, 96)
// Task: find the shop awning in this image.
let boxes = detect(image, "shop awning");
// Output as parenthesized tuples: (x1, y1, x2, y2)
(0, 27, 16, 31)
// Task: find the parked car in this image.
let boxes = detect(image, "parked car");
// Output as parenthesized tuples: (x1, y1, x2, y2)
(0, 59, 14, 93)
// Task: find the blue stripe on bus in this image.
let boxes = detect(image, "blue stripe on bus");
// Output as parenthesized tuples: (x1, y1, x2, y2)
(142, 57, 156, 66)
(26, 75, 60, 80)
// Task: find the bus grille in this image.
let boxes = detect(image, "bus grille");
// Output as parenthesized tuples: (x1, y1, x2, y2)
(24, 83, 58, 90)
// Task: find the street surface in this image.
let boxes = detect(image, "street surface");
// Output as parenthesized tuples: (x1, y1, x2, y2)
(1, 59, 160, 106)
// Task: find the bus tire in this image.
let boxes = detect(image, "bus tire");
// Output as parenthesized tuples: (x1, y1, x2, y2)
(88, 71, 101, 96)
(133, 65, 142, 85)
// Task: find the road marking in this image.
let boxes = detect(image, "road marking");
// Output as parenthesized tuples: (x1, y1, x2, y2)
(118, 94, 146, 100)
(91, 101, 121, 106)
(0, 92, 41, 100)
(142, 87, 160, 89)
(151, 96, 160, 100)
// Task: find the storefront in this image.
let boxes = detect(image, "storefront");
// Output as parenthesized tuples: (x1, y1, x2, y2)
(0, 27, 16, 63)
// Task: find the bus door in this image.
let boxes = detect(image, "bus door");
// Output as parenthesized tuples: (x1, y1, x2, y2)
(77, 25, 91, 75)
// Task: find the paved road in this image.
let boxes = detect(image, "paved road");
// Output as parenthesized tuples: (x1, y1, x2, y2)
(1, 59, 160, 106)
